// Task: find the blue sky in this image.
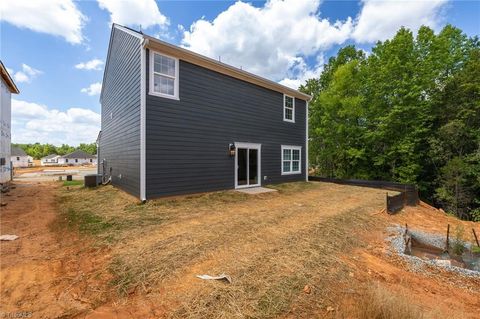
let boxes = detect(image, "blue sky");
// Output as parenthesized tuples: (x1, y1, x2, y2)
(1, 0, 479, 146)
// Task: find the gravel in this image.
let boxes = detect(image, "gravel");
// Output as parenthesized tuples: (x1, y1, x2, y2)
(386, 225, 480, 278)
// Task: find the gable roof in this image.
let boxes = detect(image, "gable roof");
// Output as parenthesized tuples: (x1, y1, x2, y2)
(11, 146, 27, 156)
(0, 60, 20, 94)
(107, 24, 311, 102)
(61, 149, 96, 159)
(41, 154, 59, 160)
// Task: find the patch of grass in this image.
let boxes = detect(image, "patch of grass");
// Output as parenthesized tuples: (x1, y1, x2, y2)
(267, 181, 315, 193)
(452, 225, 466, 255)
(472, 246, 480, 254)
(170, 207, 379, 318)
(56, 181, 394, 317)
(64, 207, 115, 235)
(63, 180, 83, 186)
(354, 284, 425, 319)
(151, 190, 250, 208)
(55, 185, 170, 243)
(350, 284, 467, 319)
(255, 275, 304, 317)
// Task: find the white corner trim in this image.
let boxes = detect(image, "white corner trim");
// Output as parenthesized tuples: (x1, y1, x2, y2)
(283, 94, 295, 123)
(148, 49, 180, 100)
(281, 145, 302, 175)
(306, 101, 309, 181)
(140, 40, 147, 201)
(114, 24, 143, 39)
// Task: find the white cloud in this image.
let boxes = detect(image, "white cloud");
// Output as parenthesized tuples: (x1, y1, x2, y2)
(10, 64, 43, 83)
(75, 59, 104, 71)
(180, 0, 450, 89)
(11, 99, 100, 146)
(0, 0, 86, 44)
(352, 0, 448, 43)
(81, 82, 102, 96)
(181, 0, 352, 88)
(279, 55, 325, 89)
(97, 0, 168, 29)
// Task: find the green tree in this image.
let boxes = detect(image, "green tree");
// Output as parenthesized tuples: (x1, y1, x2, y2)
(304, 25, 480, 220)
(78, 143, 97, 155)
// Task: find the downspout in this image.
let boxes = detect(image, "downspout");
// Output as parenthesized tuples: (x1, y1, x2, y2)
(140, 38, 148, 202)
(305, 99, 310, 181)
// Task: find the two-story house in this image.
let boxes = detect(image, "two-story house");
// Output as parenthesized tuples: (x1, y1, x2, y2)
(98, 24, 311, 201)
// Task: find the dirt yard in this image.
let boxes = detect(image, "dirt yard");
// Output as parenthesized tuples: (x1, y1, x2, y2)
(0, 181, 479, 318)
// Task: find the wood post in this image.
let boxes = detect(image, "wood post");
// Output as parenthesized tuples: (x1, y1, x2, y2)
(473, 228, 480, 247)
(446, 224, 450, 251)
(386, 192, 388, 214)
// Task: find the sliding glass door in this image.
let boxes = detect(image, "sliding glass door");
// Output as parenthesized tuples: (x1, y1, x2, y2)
(235, 143, 261, 188)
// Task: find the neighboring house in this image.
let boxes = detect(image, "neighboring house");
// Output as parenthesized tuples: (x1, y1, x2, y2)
(27, 156, 34, 166)
(0, 61, 19, 187)
(58, 150, 97, 166)
(98, 24, 311, 201)
(11, 146, 29, 168)
(41, 154, 61, 166)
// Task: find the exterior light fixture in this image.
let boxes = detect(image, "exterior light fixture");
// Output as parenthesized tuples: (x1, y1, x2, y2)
(229, 143, 236, 157)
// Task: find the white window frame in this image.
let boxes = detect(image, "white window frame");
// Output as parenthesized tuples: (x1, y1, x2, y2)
(283, 94, 295, 123)
(149, 50, 179, 100)
(281, 145, 302, 175)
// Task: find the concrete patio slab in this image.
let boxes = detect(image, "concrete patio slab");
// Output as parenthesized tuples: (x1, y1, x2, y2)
(236, 187, 278, 194)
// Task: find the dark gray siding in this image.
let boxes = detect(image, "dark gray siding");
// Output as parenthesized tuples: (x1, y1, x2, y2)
(99, 28, 141, 196)
(146, 51, 306, 198)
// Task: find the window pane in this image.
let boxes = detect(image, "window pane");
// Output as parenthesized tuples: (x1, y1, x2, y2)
(154, 54, 175, 77)
(283, 161, 291, 172)
(285, 108, 293, 120)
(292, 160, 300, 172)
(292, 149, 300, 160)
(285, 96, 293, 108)
(154, 74, 175, 96)
(283, 149, 291, 160)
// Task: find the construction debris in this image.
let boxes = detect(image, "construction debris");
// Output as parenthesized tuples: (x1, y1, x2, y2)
(0, 235, 19, 241)
(196, 274, 232, 283)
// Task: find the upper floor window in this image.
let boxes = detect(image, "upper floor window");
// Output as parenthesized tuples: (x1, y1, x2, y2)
(283, 95, 295, 122)
(149, 51, 179, 100)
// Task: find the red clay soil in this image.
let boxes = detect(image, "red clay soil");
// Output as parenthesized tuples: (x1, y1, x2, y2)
(0, 182, 111, 318)
(335, 205, 480, 319)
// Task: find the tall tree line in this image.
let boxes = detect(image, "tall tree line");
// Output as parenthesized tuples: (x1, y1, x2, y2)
(301, 25, 479, 220)
(13, 143, 97, 160)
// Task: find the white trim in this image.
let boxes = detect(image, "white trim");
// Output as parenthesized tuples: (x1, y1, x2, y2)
(113, 24, 143, 39)
(148, 50, 179, 100)
(283, 94, 295, 123)
(140, 40, 147, 201)
(281, 145, 302, 175)
(234, 142, 262, 189)
(305, 101, 309, 181)
(144, 35, 312, 101)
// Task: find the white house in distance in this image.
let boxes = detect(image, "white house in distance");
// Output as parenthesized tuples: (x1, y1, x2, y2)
(11, 146, 29, 168)
(41, 154, 61, 166)
(57, 150, 97, 166)
(0, 61, 19, 188)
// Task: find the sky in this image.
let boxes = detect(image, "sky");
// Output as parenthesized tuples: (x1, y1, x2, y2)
(0, 0, 479, 146)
